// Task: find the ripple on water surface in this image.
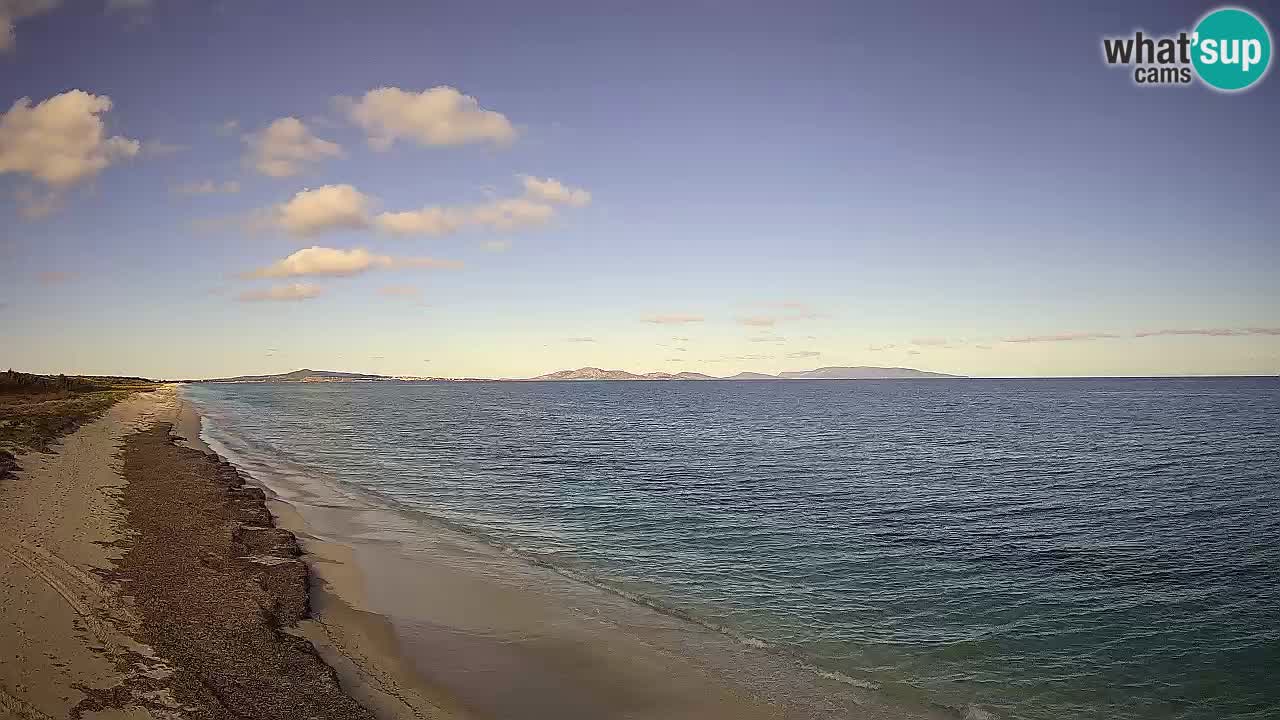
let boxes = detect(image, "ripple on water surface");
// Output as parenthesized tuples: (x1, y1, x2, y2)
(184, 378, 1280, 720)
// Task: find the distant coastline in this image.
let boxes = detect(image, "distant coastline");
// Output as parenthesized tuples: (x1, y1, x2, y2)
(188, 366, 967, 384)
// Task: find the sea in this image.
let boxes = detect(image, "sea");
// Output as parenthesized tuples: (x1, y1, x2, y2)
(181, 377, 1280, 720)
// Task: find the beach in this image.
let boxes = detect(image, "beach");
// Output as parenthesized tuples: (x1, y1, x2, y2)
(0, 387, 447, 719)
(10, 378, 1272, 720)
(1, 385, 890, 720)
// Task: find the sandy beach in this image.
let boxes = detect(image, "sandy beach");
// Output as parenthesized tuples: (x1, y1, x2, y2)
(0, 387, 441, 720)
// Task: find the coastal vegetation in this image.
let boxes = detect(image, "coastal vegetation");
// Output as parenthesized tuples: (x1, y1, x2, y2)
(0, 370, 157, 479)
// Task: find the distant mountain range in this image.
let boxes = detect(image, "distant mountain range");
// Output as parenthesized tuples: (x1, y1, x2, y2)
(201, 369, 417, 383)
(523, 366, 964, 381)
(195, 366, 964, 383)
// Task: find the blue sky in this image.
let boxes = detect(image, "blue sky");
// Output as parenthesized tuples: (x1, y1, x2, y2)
(1, 0, 1277, 378)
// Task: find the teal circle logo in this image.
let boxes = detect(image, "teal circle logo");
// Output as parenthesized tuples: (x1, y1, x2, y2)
(1192, 7, 1272, 91)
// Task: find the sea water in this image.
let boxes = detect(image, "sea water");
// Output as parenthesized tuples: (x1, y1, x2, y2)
(182, 377, 1280, 719)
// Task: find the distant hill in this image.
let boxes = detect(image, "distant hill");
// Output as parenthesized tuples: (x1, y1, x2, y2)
(199, 366, 964, 383)
(201, 369, 395, 383)
(778, 366, 963, 379)
(524, 366, 963, 381)
(525, 367, 647, 381)
(673, 371, 717, 380)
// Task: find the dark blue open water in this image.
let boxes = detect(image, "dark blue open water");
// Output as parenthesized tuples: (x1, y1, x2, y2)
(183, 378, 1280, 720)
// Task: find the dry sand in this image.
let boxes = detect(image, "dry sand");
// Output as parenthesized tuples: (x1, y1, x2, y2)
(0, 387, 171, 720)
(0, 387, 431, 720)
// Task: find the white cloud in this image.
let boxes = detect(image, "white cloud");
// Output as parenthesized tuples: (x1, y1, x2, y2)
(521, 175, 591, 207)
(1, 0, 58, 52)
(238, 283, 323, 302)
(377, 196, 555, 235)
(738, 316, 777, 327)
(245, 117, 342, 177)
(341, 86, 516, 151)
(174, 179, 239, 195)
(268, 177, 589, 238)
(248, 246, 461, 278)
(273, 184, 373, 236)
(787, 351, 822, 358)
(0, 90, 140, 186)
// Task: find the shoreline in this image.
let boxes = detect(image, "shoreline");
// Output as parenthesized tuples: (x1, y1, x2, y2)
(3, 383, 959, 719)
(183, 387, 960, 720)
(176, 399, 466, 719)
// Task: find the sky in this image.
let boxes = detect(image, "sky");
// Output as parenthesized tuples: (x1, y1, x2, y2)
(1, 0, 1278, 379)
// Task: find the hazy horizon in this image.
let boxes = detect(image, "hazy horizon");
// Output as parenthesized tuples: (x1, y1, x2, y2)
(2, 1, 1277, 379)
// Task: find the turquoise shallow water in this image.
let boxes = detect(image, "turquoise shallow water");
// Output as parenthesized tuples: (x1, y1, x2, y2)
(183, 377, 1280, 719)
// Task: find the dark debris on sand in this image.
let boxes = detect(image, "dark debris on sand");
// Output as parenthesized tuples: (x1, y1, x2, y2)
(90, 423, 376, 720)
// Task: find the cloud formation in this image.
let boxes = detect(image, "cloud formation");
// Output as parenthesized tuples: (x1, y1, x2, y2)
(522, 175, 591, 207)
(377, 196, 554, 235)
(273, 184, 373, 236)
(787, 351, 822, 358)
(238, 283, 322, 302)
(1003, 332, 1121, 343)
(911, 337, 949, 346)
(245, 117, 342, 177)
(248, 246, 461, 279)
(642, 314, 705, 325)
(174, 180, 240, 195)
(0, 90, 140, 186)
(1, 0, 57, 52)
(341, 86, 516, 150)
(1134, 328, 1241, 338)
(265, 178, 591, 237)
(737, 316, 777, 327)
(376, 177, 590, 236)
(566, 336, 596, 343)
